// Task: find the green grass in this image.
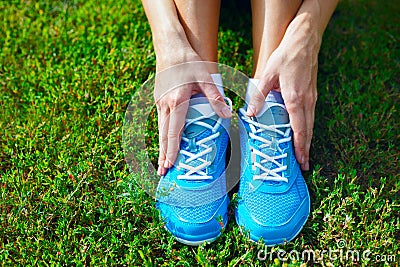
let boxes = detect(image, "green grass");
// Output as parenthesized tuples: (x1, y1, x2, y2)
(1, 0, 399, 266)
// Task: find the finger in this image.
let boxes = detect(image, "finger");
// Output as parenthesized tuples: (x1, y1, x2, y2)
(300, 102, 315, 171)
(286, 100, 308, 167)
(302, 104, 315, 171)
(246, 73, 277, 117)
(164, 99, 189, 168)
(301, 68, 318, 171)
(200, 81, 232, 119)
(157, 104, 169, 175)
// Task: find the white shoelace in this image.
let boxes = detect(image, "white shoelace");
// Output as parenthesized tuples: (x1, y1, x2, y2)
(177, 98, 232, 180)
(240, 109, 291, 183)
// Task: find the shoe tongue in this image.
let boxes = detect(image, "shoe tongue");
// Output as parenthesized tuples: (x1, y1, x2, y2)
(255, 102, 289, 131)
(254, 103, 289, 167)
(181, 96, 218, 175)
(184, 96, 217, 139)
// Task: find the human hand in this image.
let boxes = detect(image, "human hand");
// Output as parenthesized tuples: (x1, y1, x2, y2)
(154, 50, 232, 176)
(246, 15, 321, 171)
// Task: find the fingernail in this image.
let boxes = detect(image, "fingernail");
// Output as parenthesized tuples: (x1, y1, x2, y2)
(304, 161, 310, 171)
(163, 161, 169, 168)
(301, 155, 305, 164)
(158, 166, 164, 176)
(246, 105, 256, 116)
(221, 107, 232, 118)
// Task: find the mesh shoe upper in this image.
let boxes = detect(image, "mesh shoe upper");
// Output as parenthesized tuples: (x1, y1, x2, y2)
(236, 99, 310, 245)
(156, 93, 231, 245)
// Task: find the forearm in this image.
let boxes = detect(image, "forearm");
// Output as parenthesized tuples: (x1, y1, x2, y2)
(141, 0, 192, 63)
(276, 0, 337, 67)
(284, 0, 338, 49)
(299, 0, 338, 34)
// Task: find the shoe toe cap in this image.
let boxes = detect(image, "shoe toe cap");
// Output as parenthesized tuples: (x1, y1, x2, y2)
(236, 193, 310, 246)
(157, 195, 229, 244)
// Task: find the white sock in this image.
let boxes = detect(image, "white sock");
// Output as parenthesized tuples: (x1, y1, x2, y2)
(211, 73, 225, 97)
(246, 78, 283, 104)
(191, 73, 224, 100)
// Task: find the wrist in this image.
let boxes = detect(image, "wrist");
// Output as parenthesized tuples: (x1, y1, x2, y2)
(155, 42, 198, 72)
(285, 13, 322, 51)
(152, 26, 199, 69)
(153, 27, 190, 54)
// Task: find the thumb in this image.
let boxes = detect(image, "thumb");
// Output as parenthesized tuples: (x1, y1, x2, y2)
(246, 73, 278, 116)
(201, 82, 232, 118)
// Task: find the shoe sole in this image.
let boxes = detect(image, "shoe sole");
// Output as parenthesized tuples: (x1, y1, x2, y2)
(169, 227, 222, 246)
(244, 214, 309, 246)
(175, 236, 219, 246)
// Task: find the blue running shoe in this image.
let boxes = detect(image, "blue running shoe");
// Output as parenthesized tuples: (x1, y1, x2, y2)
(236, 90, 310, 246)
(156, 82, 231, 246)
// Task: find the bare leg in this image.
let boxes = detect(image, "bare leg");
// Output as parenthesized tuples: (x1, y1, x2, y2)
(251, 0, 302, 77)
(174, 0, 221, 72)
(248, 0, 338, 171)
(142, 0, 226, 174)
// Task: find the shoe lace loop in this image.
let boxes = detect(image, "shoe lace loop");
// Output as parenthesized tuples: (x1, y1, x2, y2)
(240, 109, 291, 183)
(177, 97, 232, 180)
